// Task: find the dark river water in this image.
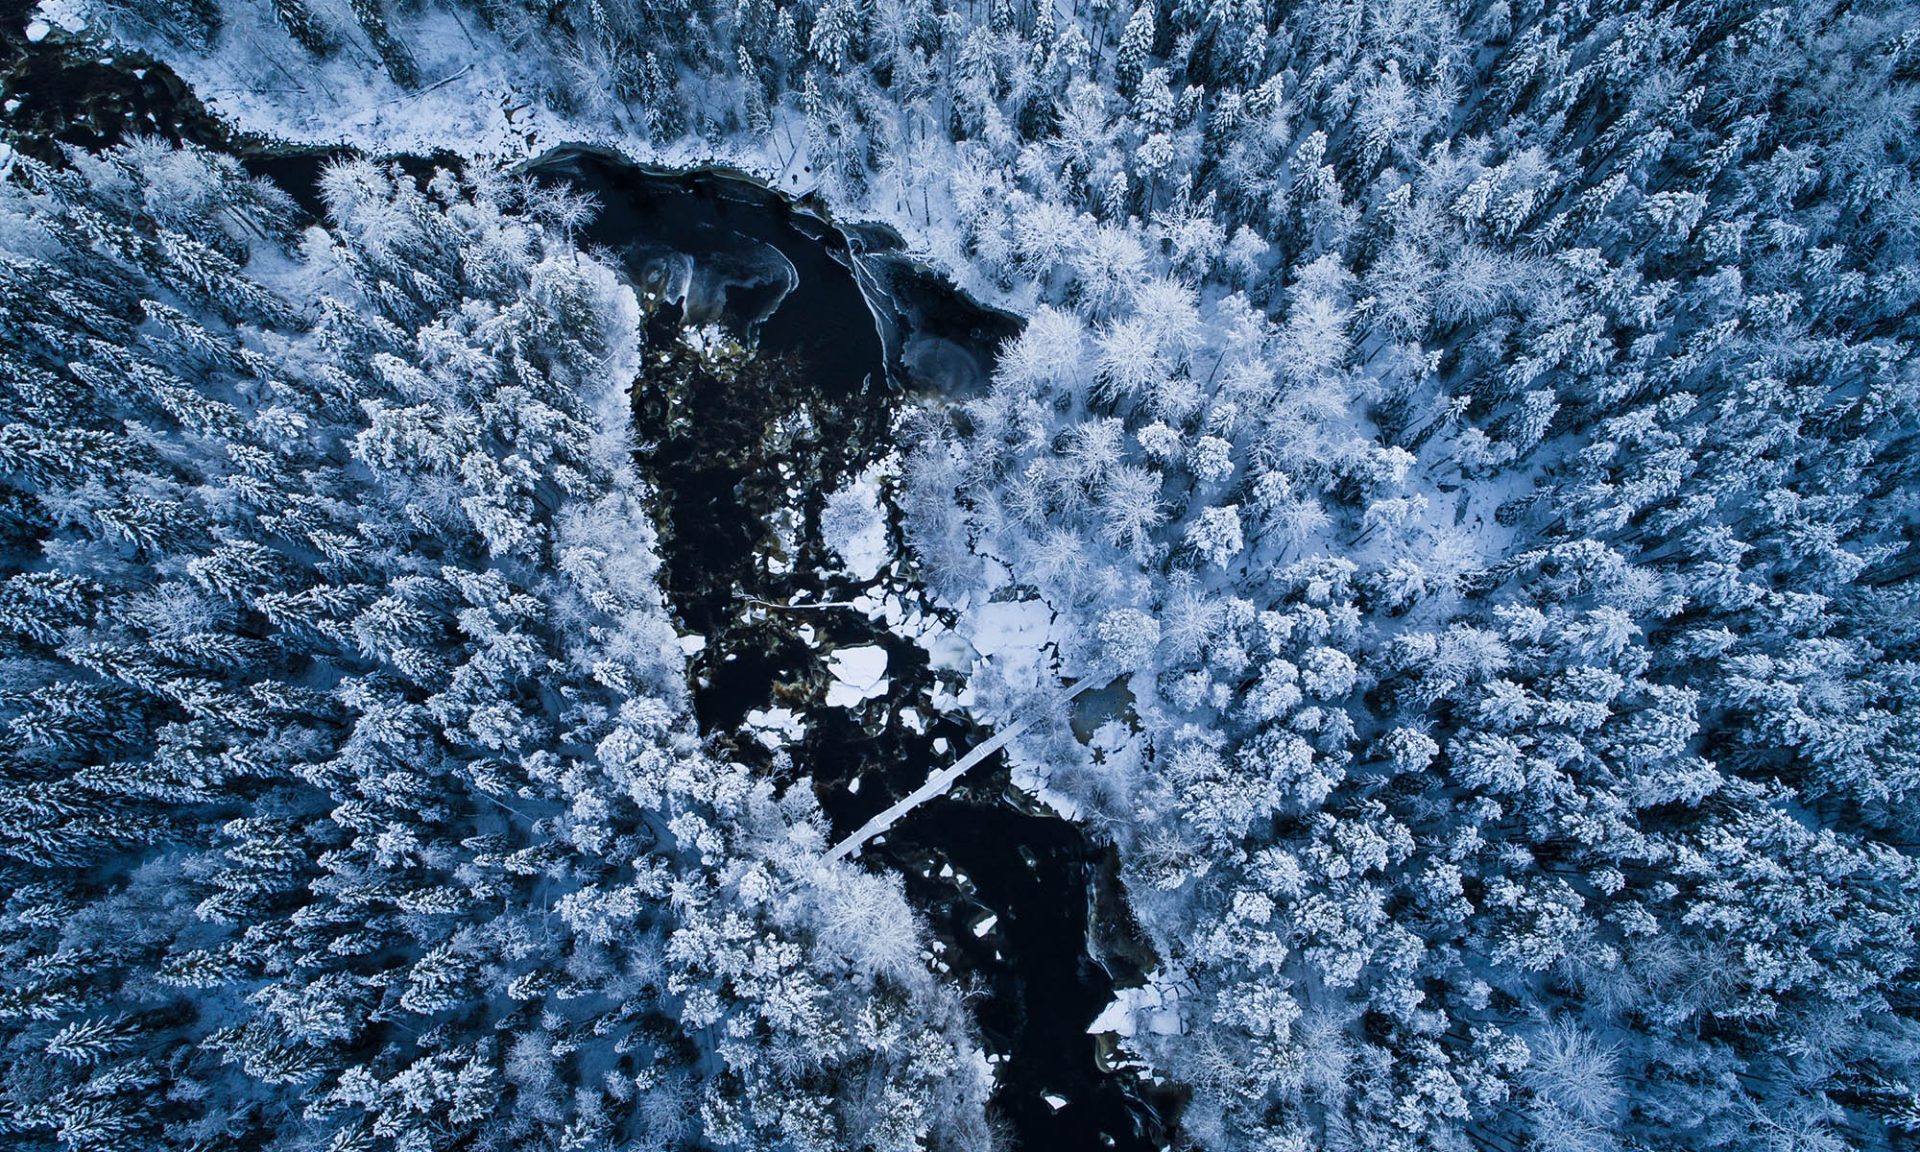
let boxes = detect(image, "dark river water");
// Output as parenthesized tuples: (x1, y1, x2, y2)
(0, 23, 1176, 1145)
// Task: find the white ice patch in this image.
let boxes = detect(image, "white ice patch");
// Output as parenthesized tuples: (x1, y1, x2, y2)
(24, 19, 48, 39)
(676, 633, 707, 656)
(822, 463, 890, 583)
(37, 0, 88, 32)
(745, 707, 805, 749)
(825, 644, 890, 707)
(1087, 976, 1189, 1039)
(920, 627, 974, 672)
(929, 681, 975, 712)
(676, 322, 730, 358)
(971, 914, 998, 937)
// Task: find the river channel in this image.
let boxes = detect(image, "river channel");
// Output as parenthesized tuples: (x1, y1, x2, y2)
(0, 19, 1177, 1143)
(524, 147, 1174, 1152)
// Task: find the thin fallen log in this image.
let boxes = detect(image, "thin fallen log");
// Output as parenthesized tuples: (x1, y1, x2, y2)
(825, 677, 1098, 862)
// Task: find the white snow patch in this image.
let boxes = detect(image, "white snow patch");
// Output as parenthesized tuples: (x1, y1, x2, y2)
(676, 634, 707, 656)
(982, 556, 1012, 592)
(24, 19, 48, 39)
(953, 598, 1061, 688)
(37, 0, 86, 32)
(967, 600, 1054, 660)
(929, 681, 975, 712)
(1006, 725, 1088, 818)
(822, 462, 891, 583)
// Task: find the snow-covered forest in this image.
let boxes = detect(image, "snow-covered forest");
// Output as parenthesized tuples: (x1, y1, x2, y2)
(0, 139, 990, 1151)
(4, 0, 1920, 1149)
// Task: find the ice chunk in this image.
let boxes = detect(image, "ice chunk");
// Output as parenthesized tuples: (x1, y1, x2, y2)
(961, 600, 1064, 686)
(745, 707, 805, 749)
(922, 628, 974, 672)
(1089, 980, 1186, 1039)
(1088, 994, 1137, 1038)
(825, 645, 890, 707)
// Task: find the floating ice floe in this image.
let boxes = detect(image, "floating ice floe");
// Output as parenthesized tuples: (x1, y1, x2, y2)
(928, 680, 975, 712)
(745, 707, 805, 749)
(825, 644, 890, 707)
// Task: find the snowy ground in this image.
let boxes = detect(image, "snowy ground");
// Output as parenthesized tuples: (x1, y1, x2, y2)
(822, 463, 892, 583)
(37, 0, 1022, 316)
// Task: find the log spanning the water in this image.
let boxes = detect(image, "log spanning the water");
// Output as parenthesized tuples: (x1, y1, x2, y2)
(825, 678, 1100, 863)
